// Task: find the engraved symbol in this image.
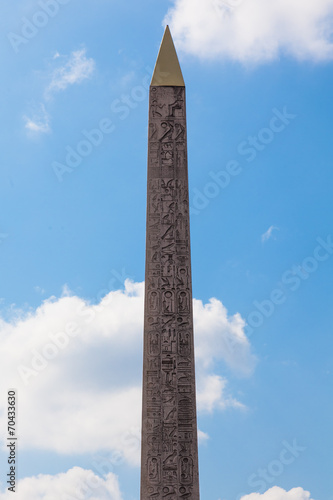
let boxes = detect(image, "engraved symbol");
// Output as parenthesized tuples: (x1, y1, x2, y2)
(178, 358, 191, 371)
(151, 251, 159, 263)
(176, 150, 186, 169)
(176, 213, 188, 240)
(161, 355, 176, 388)
(161, 316, 175, 328)
(147, 402, 161, 419)
(163, 291, 174, 313)
(148, 457, 161, 484)
(180, 457, 193, 485)
(150, 123, 158, 139)
(162, 485, 176, 497)
(148, 332, 160, 355)
(151, 99, 165, 117)
(147, 316, 159, 328)
(147, 435, 161, 454)
(162, 213, 173, 226)
(149, 291, 159, 312)
(168, 93, 184, 117)
(162, 260, 174, 279)
(177, 316, 190, 328)
(175, 123, 185, 141)
(163, 424, 177, 440)
(163, 393, 176, 405)
(149, 218, 160, 231)
(149, 264, 161, 276)
(176, 267, 188, 287)
(148, 357, 159, 370)
(147, 419, 160, 433)
(161, 225, 174, 241)
(161, 179, 175, 194)
(179, 397, 193, 424)
(162, 200, 176, 215)
(177, 255, 187, 266)
(179, 330, 191, 356)
(147, 485, 159, 498)
(179, 485, 192, 498)
(160, 122, 174, 142)
(162, 242, 175, 254)
(150, 193, 160, 214)
(161, 142, 174, 167)
(147, 486, 159, 499)
(163, 450, 177, 468)
(162, 327, 176, 354)
(160, 276, 172, 289)
(179, 441, 190, 454)
(147, 276, 158, 290)
(163, 469, 177, 483)
(178, 291, 189, 313)
(178, 372, 191, 384)
(164, 407, 177, 422)
(149, 179, 159, 193)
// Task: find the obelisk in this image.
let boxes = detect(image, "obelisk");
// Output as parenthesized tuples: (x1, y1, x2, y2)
(141, 26, 200, 499)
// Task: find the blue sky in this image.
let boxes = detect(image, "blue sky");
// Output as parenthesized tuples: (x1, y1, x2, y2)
(0, 1, 333, 499)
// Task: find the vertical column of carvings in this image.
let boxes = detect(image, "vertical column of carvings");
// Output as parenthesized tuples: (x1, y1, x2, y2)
(141, 86, 200, 500)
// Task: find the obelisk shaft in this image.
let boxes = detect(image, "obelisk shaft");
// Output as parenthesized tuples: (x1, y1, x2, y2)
(141, 27, 200, 500)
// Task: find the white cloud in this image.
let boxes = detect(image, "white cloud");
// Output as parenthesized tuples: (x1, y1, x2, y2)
(0, 467, 122, 500)
(194, 296, 256, 377)
(164, 0, 333, 63)
(261, 225, 279, 243)
(0, 280, 255, 463)
(194, 297, 255, 412)
(196, 373, 246, 412)
(23, 104, 51, 134)
(240, 486, 314, 500)
(45, 48, 95, 98)
(23, 49, 95, 136)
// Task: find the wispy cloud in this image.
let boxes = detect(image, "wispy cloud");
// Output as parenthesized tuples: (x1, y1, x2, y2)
(23, 49, 95, 137)
(45, 48, 95, 99)
(23, 104, 51, 135)
(261, 225, 279, 243)
(165, 0, 333, 63)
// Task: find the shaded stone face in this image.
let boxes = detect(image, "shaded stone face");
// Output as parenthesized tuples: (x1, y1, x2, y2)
(140, 84, 200, 499)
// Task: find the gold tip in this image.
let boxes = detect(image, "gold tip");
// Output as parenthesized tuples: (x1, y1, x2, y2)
(151, 25, 185, 87)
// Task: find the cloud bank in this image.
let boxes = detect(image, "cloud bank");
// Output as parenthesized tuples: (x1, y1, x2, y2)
(0, 280, 255, 464)
(0, 467, 122, 500)
(0, 471, 313, 500)
(165, 0, 333, 63)
(0, 474, 313, 500)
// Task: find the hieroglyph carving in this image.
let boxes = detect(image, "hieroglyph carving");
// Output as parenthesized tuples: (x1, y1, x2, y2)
(141, 86, 200, 499)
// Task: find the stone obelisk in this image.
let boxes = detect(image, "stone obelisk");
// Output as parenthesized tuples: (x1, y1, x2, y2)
(141, 26, 200, 499)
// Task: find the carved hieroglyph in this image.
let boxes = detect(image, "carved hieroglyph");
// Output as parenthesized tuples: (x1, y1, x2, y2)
(140, 84, 200, 500)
